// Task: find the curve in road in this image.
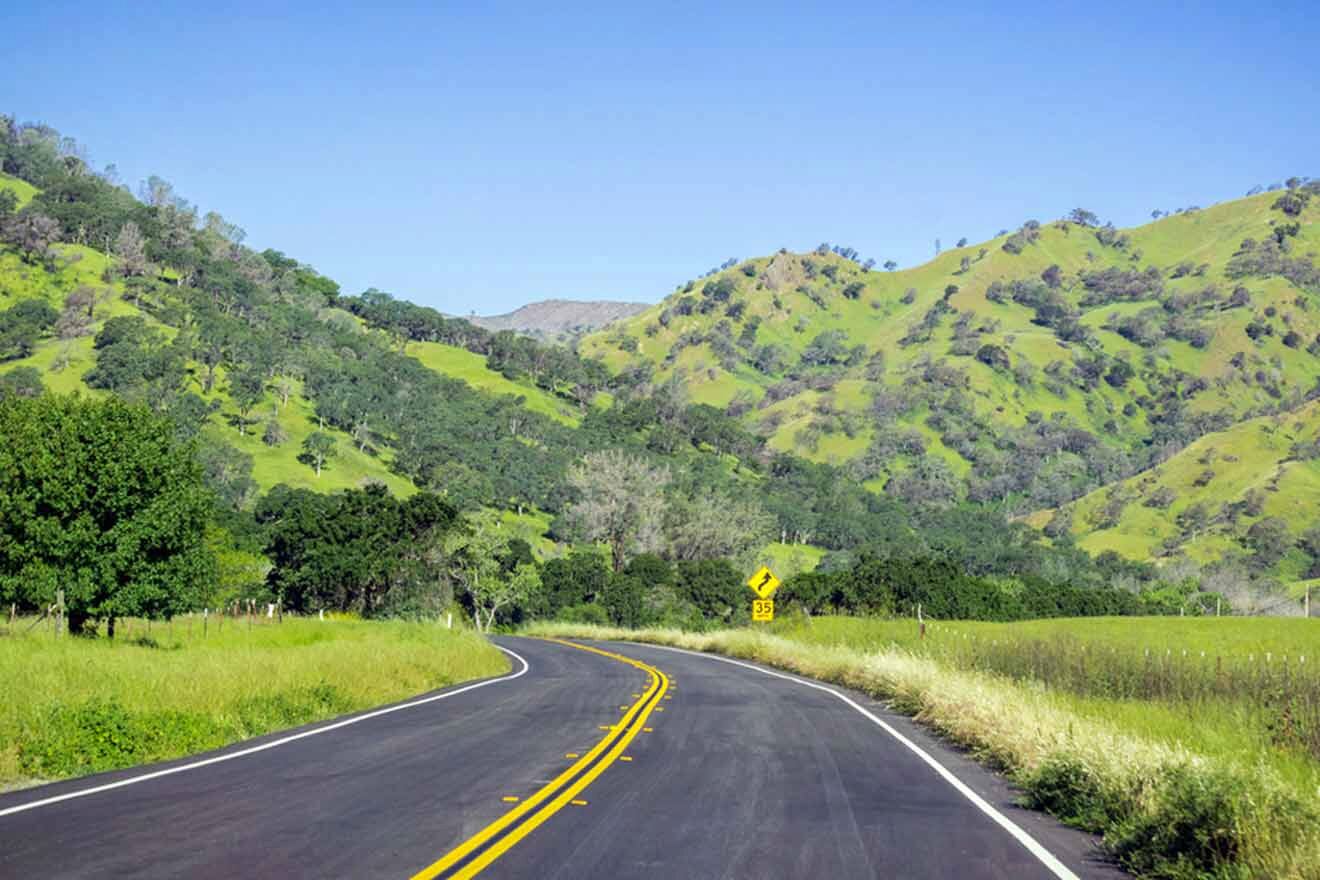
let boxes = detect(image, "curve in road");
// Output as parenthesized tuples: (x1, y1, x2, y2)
(0, 636, 1124, 879)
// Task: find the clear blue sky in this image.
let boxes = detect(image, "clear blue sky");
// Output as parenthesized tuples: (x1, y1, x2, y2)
(3, 2, 1316, 314)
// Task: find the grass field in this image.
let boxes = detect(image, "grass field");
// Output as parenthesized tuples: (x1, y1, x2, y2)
(529, 617, 1320, 879)
(0, 616, 507, 790)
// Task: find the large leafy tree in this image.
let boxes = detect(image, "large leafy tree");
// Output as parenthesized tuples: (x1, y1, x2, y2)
(0, 395, 215, 634)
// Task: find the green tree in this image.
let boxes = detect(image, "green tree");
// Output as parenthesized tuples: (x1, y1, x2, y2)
(300, 431, 337, 476)
(0, 366, 44, 399)
(445, 511, 541, 631)
(0, 395, 215, 634)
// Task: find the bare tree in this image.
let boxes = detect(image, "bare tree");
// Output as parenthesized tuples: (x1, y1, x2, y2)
(566, 449, 670, 572)
(3, 211, 60, 265)
(113, 221, 149, 277)
(663, 492, 774, 564)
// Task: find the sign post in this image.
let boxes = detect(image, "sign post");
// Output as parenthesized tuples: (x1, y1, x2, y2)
(746, 566, 780, 622)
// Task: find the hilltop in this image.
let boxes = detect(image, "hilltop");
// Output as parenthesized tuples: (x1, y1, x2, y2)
(470, 298, 648, 340)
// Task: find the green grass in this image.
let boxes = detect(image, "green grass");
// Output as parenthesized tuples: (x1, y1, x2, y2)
(0, 172, 37, 209)
(0, 616, 507, 789)
(529, 618, 1320, 878)
(407, 340, 582, 425)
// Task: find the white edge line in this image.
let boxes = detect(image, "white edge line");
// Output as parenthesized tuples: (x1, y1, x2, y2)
(0, 645, 530, 819)
(627, 641, 1081, 880)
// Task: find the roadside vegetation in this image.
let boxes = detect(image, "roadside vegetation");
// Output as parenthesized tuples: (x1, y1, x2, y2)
(528, 619, 1320, 880)
(0, 616, 506, 789)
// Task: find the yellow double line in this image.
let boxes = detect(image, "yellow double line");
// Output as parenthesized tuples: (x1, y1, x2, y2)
(411, 639, 669, 880)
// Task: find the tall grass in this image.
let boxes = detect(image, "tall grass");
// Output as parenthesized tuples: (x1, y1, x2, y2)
(777, 616, 1320, 763)
(0, 616, 507, 789)
(527, 621, 1320, 880)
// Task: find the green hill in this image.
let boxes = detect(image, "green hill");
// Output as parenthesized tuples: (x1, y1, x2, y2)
(583, 185, 1320, 541)
(1026, 401, 1320, 577)
(5, 119, 1318, 588)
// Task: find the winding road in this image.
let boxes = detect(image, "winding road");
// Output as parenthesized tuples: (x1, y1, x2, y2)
(0, 637, 1125, 878)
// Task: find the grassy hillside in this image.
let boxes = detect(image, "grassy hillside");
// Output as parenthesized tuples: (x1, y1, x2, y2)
(408, 340, 582, 425)
(0, 173, 590, 502)
(1027, 401, 1320, 575)
(584, 185, 1320, 567)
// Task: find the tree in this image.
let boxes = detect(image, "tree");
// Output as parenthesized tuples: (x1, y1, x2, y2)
(446, 511, 540, 631)
(229, 365, 266, 435)
(1244, 517, 1292, 570)
(300, 431, 337, 476)
(0, 395, 214, 634)
(2, 210, 60, 265)
(883, 260, 898, 272)
(566, 449, 670, 572)
(1068, 208, 1099, 227)
(113, 220, 148, 277)
(975, 343, 1011, 371)
(0, 366, 43, 399)
(663, 492, 774, 563)
(675, 558, 746, 625)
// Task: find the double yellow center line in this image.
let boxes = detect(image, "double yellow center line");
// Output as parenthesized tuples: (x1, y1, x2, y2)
(411, 639, 669, 880)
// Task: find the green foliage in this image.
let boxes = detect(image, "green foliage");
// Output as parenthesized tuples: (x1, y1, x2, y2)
(0, 395, 215, 632)
(256, 484, 456, 616)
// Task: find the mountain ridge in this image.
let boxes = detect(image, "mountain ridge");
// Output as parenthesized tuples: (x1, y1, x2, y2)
(469, 298, 648, 339)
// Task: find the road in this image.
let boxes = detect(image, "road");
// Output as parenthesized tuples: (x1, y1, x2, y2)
(0, 636, 1125, 879)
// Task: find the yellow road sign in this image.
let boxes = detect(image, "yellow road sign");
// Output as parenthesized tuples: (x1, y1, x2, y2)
(746, 566, 780, 599)
(752, 598, 774, 622)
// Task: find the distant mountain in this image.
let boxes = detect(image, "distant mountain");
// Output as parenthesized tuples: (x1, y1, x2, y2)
(470, 299, 648, 339)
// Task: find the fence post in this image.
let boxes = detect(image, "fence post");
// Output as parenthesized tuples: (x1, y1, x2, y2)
(1306, 585, 1311, 619)
(56, 589, 64, 637)
(917, 603, 925, 641)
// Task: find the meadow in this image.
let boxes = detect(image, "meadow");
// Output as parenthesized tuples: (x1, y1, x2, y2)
(530, 617, 1320, 879)
(0, 615, 507, 790)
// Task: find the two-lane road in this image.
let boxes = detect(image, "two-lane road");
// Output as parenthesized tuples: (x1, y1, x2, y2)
(0, 637, 1124, 878)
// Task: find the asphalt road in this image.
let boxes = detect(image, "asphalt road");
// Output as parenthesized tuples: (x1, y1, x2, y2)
(0, 636, 1126, 879)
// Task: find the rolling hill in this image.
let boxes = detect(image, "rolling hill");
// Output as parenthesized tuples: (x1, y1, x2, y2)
(581, 184, 1320, 572)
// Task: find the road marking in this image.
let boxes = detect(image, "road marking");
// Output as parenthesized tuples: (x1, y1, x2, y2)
(630, 643, 1081, 880)
(0, 646, 531, 820)
(501, 797, 519, 803)
(565, 753, 579, 759)
(411, 639, 668, 880)
(619, 756, 633, 762)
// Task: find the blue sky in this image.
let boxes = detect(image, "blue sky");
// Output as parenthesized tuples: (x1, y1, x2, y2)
(3, 2, 1316, 314)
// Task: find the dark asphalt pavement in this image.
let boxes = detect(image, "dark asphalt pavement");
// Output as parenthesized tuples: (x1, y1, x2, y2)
(0, 636, 1126, 879)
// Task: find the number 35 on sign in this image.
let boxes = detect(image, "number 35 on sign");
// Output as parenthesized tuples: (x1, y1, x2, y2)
(752, 599, 774, 622)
